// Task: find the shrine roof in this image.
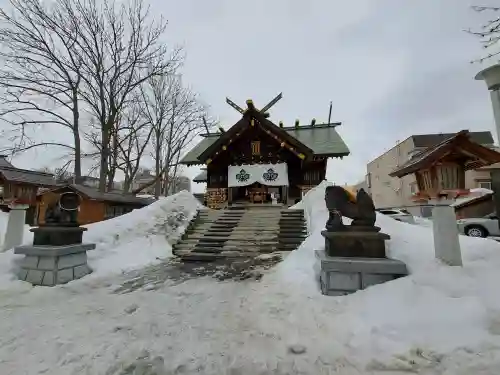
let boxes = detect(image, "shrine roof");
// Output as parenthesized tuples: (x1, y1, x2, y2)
(193, 169, 207, 183)
(0, 166, 56, 187)
(411, 131, 494, 148)
(180, 123, 350, 166)
(389, 130, 500, 178)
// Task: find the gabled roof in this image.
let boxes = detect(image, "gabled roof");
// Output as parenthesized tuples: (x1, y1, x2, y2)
(196, 109, 314, 163)
(0, 166, 56, 187)
(390, 130, 500, 178)
(411, 131, 494, 148)
(180, 114, 350, 166)
(38, 184, 153, 205)
(193, 169, 207, 183)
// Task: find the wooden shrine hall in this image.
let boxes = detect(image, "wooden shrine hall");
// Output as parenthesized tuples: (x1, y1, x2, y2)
(181, 94, 350, 209)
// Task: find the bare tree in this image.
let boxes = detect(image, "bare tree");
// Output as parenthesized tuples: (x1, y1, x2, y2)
(132, 74, 213, 197)
(0, 0, 88, 180)
(115, 99, 154, 192)
(466, 5, 500, 62)
(69, 0, 181, 191)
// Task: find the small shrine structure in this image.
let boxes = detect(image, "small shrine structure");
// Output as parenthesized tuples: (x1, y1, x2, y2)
(390, 130, 500, 266)
(389, 130, 500, 202)
(181, 94, 350, 209)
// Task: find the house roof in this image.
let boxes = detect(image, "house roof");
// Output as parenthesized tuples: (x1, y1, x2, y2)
(0, 166, 56, 187)
(193, 169, 207, 183)
(0, 155, 14, 168)
(411, 131, 494, 148)
(39, 184, 153, 205)
(453, 192, 493, 209)
(390, 130, 500, 178)
(180, 121, 350, 165)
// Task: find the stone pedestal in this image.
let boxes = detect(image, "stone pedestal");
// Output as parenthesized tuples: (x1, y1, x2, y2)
(321, 227, 390, 258)
(315, 250, 407, 296)
(31, 225, 87, 246)
(2, 204, 29, 252)
(432, 204, 463, 266)
(14, 243, 96, 286)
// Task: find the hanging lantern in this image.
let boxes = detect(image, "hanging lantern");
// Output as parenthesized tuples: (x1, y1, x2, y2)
(222, 145, 227, 150)
(280, 142, 285, 147)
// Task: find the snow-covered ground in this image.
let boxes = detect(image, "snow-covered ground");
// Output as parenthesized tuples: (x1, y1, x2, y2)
(0, 191, 200, 290)
(2, 184, 500, 374)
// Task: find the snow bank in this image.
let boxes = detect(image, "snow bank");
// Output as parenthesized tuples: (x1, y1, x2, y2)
(256, 181, 500, 368)
(0, 191, 200, 289)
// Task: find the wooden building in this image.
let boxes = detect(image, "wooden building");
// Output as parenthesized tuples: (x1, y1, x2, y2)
(181, 96, 350, 208)
(0, 155, 57, 225)
(389, 130, 500, 202)
(453, 192, 494, 219)
(37, 184, 153, 225)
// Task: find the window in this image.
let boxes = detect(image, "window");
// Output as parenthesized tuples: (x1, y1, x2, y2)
(477, 180, 492, 190)
(410, 182, 418, 194)
(378, 210, 399, 215)
(251, 141, 260, 155)
(366, 173, 372, 188)
(105, 205, 133, 219)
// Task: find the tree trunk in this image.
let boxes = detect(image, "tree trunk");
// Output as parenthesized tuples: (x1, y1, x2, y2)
(72, 90, 82, 184)
(154, 148, 162, 198)
(107, 128, 118, 191)
(99, 125, 111, 192)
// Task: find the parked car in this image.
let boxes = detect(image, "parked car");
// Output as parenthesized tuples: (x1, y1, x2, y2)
(376, 208, 415, 224)
(457, 213, 499, 238)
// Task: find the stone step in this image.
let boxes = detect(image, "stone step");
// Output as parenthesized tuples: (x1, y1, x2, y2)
(276, 245, 300, 251)
(201, 230, 280, 236)
(175, 241, 299, 253)
(178, 252, 251, 261)
(188, 234, 278, 241)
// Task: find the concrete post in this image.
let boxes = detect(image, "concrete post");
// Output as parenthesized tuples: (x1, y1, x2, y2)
(475, 65, 500, 228)
(2, 204, 29, 252)
(431, 203, 463, 266)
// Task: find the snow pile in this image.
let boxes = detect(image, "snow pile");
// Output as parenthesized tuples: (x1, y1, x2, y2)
(257, 181, 500, 370)
(413, 215, 433, 228)
(0, 191, 200, 289)
(84, 190, 200, 277)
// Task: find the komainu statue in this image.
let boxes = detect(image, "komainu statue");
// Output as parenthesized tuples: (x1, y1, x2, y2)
(325, 186, 376, 232)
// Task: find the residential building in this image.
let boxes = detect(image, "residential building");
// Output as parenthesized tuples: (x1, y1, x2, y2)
(366, 131, 496, 216)
(129, 170, 191, 196)
(37, 184, 153, 225)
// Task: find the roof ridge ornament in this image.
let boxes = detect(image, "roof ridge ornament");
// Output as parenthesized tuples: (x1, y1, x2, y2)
(226, 93, 283, 116)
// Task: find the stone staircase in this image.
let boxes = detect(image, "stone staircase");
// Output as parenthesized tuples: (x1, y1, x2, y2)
(173, 205, 307, 262)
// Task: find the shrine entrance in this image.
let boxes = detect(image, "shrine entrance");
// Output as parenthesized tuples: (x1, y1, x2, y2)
(227, 163, 288, 205)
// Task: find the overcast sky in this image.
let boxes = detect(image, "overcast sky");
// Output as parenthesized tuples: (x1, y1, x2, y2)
(4, 0, 498, 193)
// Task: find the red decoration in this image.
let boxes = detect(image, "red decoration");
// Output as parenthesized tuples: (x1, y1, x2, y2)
(6, 198, 31, 206)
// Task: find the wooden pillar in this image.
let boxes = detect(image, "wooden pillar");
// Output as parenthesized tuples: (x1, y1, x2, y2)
(228, 186, 233, 205)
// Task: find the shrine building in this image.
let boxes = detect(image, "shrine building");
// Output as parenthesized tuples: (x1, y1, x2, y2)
(180, 95, 350, 209)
